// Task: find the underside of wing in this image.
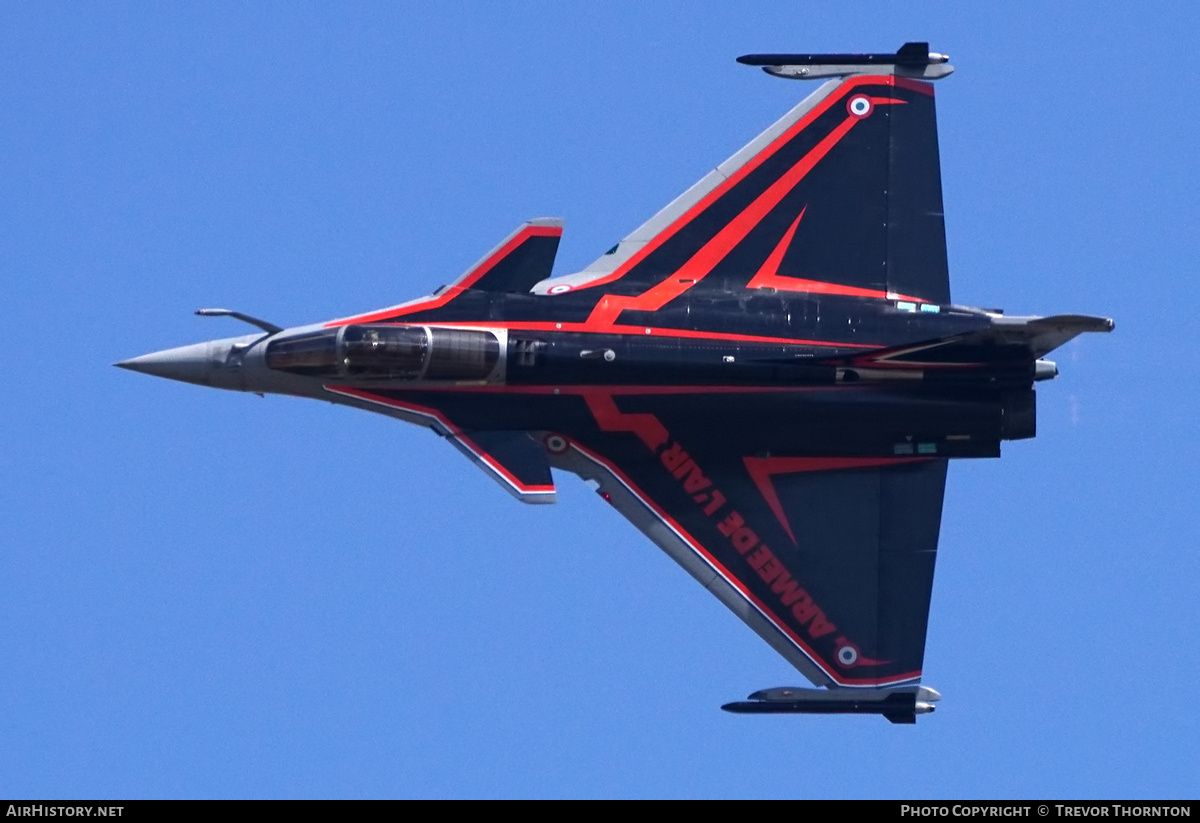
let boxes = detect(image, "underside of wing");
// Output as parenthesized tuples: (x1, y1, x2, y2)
(329, 386, 950, 687)
(545, 392, 949, 688)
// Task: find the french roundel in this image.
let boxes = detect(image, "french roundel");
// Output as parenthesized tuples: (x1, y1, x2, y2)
(847, 95, 872, 118)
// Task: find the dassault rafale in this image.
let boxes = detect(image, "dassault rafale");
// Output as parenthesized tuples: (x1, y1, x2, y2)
(118, 43, 1112, 723)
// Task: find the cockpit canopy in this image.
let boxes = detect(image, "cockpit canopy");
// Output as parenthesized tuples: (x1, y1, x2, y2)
(266, 324, 500, 381)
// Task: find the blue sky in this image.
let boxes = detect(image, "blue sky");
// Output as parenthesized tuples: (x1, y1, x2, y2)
(2, 2, 1197, 799)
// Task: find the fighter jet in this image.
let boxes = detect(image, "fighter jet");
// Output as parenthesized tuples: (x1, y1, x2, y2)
(118, 43, 1112, 723)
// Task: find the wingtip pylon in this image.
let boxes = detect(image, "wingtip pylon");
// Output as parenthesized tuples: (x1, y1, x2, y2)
(722, 685, 941, 724)
(738, 42, 954, 81)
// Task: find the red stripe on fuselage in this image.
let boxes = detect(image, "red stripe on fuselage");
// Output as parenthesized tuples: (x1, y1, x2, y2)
(363, 319, 879, 350)
(347, 384, 840, 396)
(583, 392, 669, 450)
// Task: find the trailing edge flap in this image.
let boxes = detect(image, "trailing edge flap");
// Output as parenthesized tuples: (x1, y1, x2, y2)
(859, 314, 1115, 366)
(446, 429, 556, 505)
(443, 218, 563, 296)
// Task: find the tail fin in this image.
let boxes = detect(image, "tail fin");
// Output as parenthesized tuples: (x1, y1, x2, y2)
(536, 73, 950, 305)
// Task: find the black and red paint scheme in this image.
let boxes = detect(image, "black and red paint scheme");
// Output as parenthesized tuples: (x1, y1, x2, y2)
(118, 45, 1112, 722)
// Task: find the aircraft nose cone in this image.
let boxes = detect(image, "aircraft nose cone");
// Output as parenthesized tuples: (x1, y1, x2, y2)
(115, 341, 219, 386)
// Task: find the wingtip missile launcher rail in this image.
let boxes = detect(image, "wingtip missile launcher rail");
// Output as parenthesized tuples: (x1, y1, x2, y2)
(738, 41, 953, 81)
(722, 685, 943, 724)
